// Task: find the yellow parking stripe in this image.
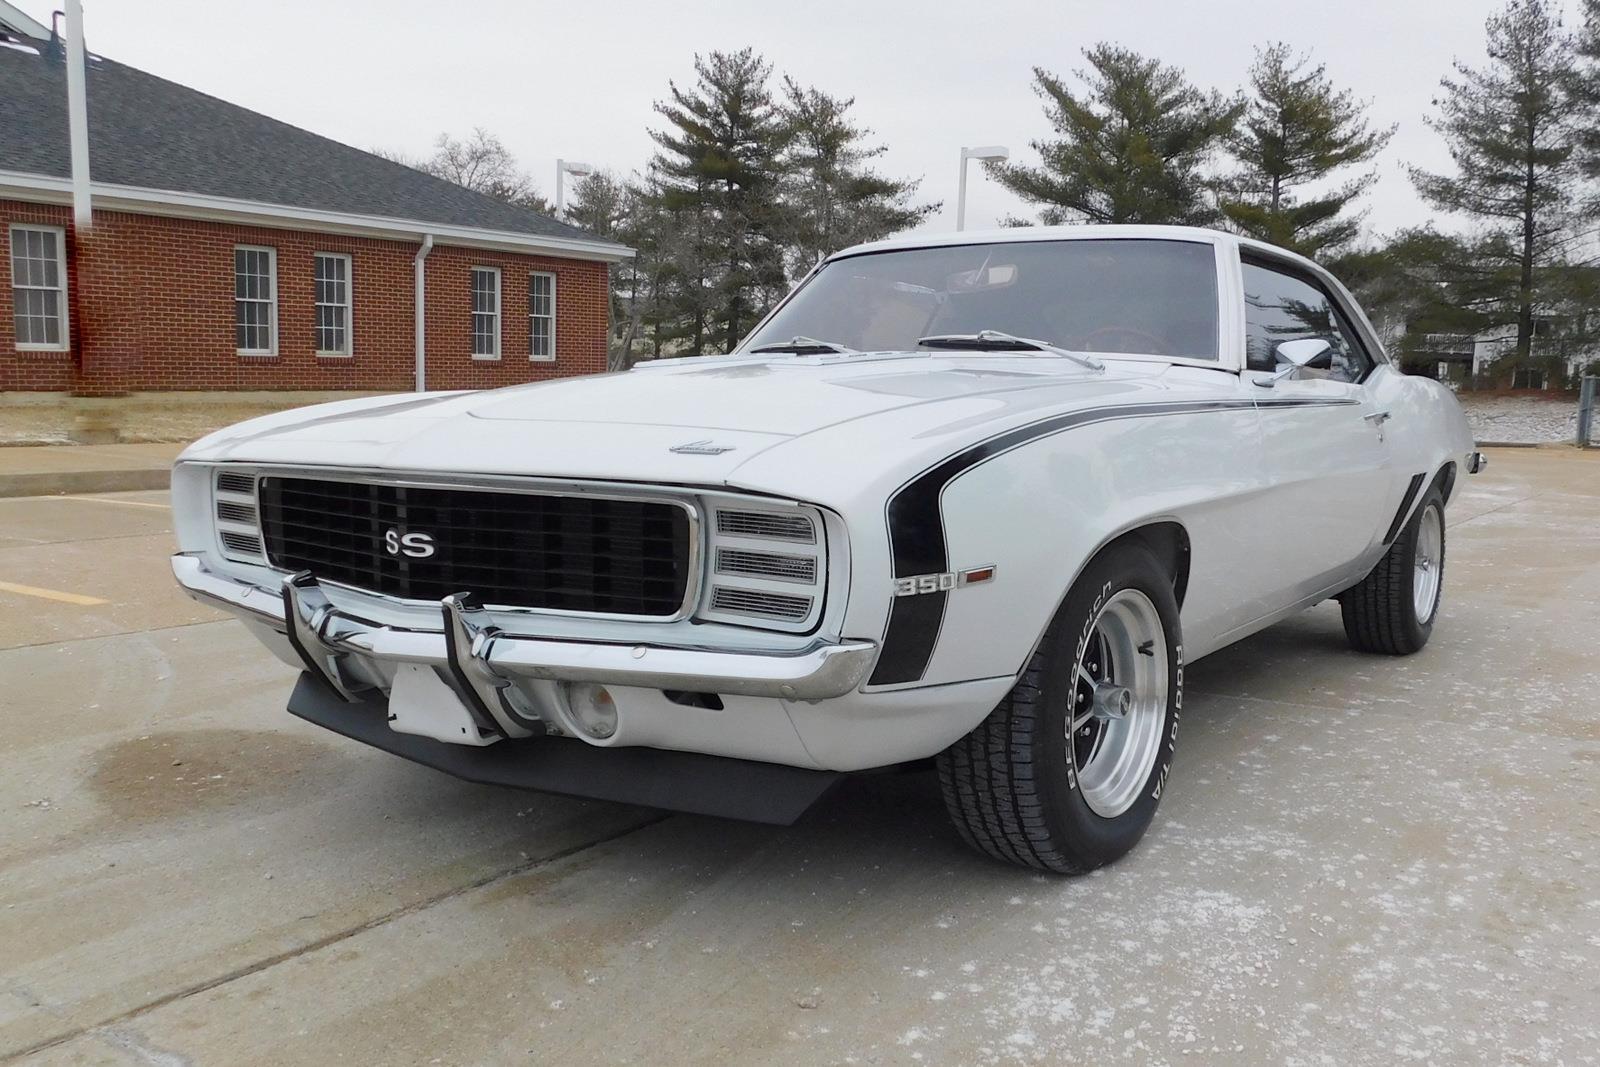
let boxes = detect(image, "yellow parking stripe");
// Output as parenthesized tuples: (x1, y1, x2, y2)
(0, 580, 109, 606)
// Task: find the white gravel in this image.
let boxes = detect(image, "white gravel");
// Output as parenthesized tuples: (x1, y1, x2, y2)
(1456, 393, 1582, 445)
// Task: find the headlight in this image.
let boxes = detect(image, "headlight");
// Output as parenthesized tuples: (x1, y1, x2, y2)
(694, 500, 828, 633)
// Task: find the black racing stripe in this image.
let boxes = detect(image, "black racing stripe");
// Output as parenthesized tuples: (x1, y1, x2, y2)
(873, 593, 948, 685)
(868, 395, 1358, 687)
(1384, 473, 1427, 545)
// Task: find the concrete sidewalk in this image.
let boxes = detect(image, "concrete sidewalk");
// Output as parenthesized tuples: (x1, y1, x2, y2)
(0, 442, 182, 498)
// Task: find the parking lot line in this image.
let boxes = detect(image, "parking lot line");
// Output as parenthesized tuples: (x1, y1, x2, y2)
(0, 579, 110, 606)
(64, 496, 170, 510)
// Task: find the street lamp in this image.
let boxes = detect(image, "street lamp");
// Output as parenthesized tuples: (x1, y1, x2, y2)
(956, 145, 1009, 231)
(555, 158, 595, 215)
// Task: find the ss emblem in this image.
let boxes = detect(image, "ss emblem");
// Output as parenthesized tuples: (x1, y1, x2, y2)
(383, 528, 436, 558)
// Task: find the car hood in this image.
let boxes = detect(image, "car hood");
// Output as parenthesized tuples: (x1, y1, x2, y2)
(462, 352, 1108, 433)
(181, 352, 1202, 490)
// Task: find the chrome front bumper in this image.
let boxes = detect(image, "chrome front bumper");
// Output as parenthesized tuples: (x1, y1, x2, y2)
(171, 554, 878, 722)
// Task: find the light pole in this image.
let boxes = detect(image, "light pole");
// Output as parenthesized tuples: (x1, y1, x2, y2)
(956, 145, 1009, 231)
(555, 159, 595, 216)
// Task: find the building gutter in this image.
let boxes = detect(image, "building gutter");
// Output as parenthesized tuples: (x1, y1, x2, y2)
(413, 234, 433, 392)
(0, 171, 634, 263)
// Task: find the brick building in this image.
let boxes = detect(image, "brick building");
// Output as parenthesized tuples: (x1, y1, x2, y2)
(0, 3, 630, 396)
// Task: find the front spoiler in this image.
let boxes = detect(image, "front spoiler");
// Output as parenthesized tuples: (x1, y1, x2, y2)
(287, 674, 843, 824)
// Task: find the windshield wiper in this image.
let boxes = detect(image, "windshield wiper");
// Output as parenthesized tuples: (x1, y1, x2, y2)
(749, 336, 860, 355)
(918, 330, 1104, 373)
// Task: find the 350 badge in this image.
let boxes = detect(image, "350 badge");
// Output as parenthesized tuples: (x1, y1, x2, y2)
(893, 565, 997, 597)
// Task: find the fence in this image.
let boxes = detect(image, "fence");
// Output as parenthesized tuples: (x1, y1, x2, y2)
(1579, 376, 1597, 448)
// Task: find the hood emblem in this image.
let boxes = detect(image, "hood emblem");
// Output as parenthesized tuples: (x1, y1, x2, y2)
(670, 439, 736, 455)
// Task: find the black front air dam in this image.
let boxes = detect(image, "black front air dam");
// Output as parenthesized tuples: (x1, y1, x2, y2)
(285, 673, 842, 825)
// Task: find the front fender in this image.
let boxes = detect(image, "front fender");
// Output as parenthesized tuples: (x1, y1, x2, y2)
(866, 399, 1266, 690)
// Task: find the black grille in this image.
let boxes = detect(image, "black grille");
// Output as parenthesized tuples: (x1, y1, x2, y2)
(258, 477, 692, 616)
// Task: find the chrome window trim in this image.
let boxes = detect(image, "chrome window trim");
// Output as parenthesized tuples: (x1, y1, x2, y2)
(204, 463, 705, 625)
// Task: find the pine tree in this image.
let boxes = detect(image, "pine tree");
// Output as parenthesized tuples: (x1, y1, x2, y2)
(1568, 0, 1600, 202)
(563, 171, 642, 370)
(1219, 44, 1393, 256)
(647, 48, 790, 353)
(995, 45, 1241, 226)
(1409, 0, 1577, 364)
(777, 77, 937, 276)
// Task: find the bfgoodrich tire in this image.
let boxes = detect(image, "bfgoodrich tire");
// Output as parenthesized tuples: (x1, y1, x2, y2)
(1340, 487, 1445, 655)
(936, 544, 1182, 874)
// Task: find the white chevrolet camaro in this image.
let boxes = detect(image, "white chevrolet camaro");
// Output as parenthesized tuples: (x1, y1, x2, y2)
(172, 225, 1481, 873)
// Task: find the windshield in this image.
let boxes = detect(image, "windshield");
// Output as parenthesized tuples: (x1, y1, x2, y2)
(742, 239, 1219, 361)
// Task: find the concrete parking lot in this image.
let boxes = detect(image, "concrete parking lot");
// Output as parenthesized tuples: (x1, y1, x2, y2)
(3, 448, 1598, 1066)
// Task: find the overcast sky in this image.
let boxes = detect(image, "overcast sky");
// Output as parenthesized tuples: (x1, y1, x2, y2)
(69, 0, 1531, 239)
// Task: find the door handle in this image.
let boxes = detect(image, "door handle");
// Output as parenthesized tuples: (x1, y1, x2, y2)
(1364, 410, 1391, 425)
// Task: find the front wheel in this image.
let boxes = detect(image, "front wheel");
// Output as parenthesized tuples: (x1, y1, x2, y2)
(1340, 487, 1445, 655)
(936, 544, 1182, 874)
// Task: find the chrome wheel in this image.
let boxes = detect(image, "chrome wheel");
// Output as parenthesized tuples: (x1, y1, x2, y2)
(1068, 588, 1168, 819)
(1413, 503, 1443, 623)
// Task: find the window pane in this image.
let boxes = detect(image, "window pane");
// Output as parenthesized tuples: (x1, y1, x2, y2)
(13, 290, 34, 344)
(38, 232, 58, 287)
(529, 274, 554, 357)
(530, 274, 552, 316)
(471, 270, 498, 354)
(234, 248, 276, 351)
(744, 239, 1221, 360)
(1241, 262, 1368, 381)
(313, 256, 348, 353)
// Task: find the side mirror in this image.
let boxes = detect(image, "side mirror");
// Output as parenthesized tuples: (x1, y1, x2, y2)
(1256, 338, 1333, 387)
(1276, 337, 1334, 369)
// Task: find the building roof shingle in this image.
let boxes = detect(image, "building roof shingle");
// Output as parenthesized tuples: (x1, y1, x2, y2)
(0, 30, 625, 252)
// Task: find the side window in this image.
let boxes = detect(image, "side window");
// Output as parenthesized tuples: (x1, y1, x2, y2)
(1241, 261, 1372, 383)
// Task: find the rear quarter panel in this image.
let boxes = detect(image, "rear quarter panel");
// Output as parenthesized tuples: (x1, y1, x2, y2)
(1365, 365, 1477, 499)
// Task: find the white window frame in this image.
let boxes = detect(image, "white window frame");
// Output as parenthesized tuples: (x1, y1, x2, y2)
(471, 266, 502, 360)
(313, 252, 353, 357)
(9, 224, 70, 352)
(529, 271, 557, 361)
(234, 244, 278, 357)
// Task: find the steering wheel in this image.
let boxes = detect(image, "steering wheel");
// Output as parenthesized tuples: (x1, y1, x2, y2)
(1080, 326, 1172, 356)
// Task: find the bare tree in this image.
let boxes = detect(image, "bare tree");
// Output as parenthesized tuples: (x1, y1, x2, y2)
(377, 129, 550, 212)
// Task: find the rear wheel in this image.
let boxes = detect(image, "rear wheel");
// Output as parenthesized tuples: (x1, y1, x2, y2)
(936, 544, 1182, 874)
(1340, 487, 1445, 655)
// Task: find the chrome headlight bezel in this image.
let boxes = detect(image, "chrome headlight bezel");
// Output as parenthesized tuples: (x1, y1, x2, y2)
(692, 497, 832, 634)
